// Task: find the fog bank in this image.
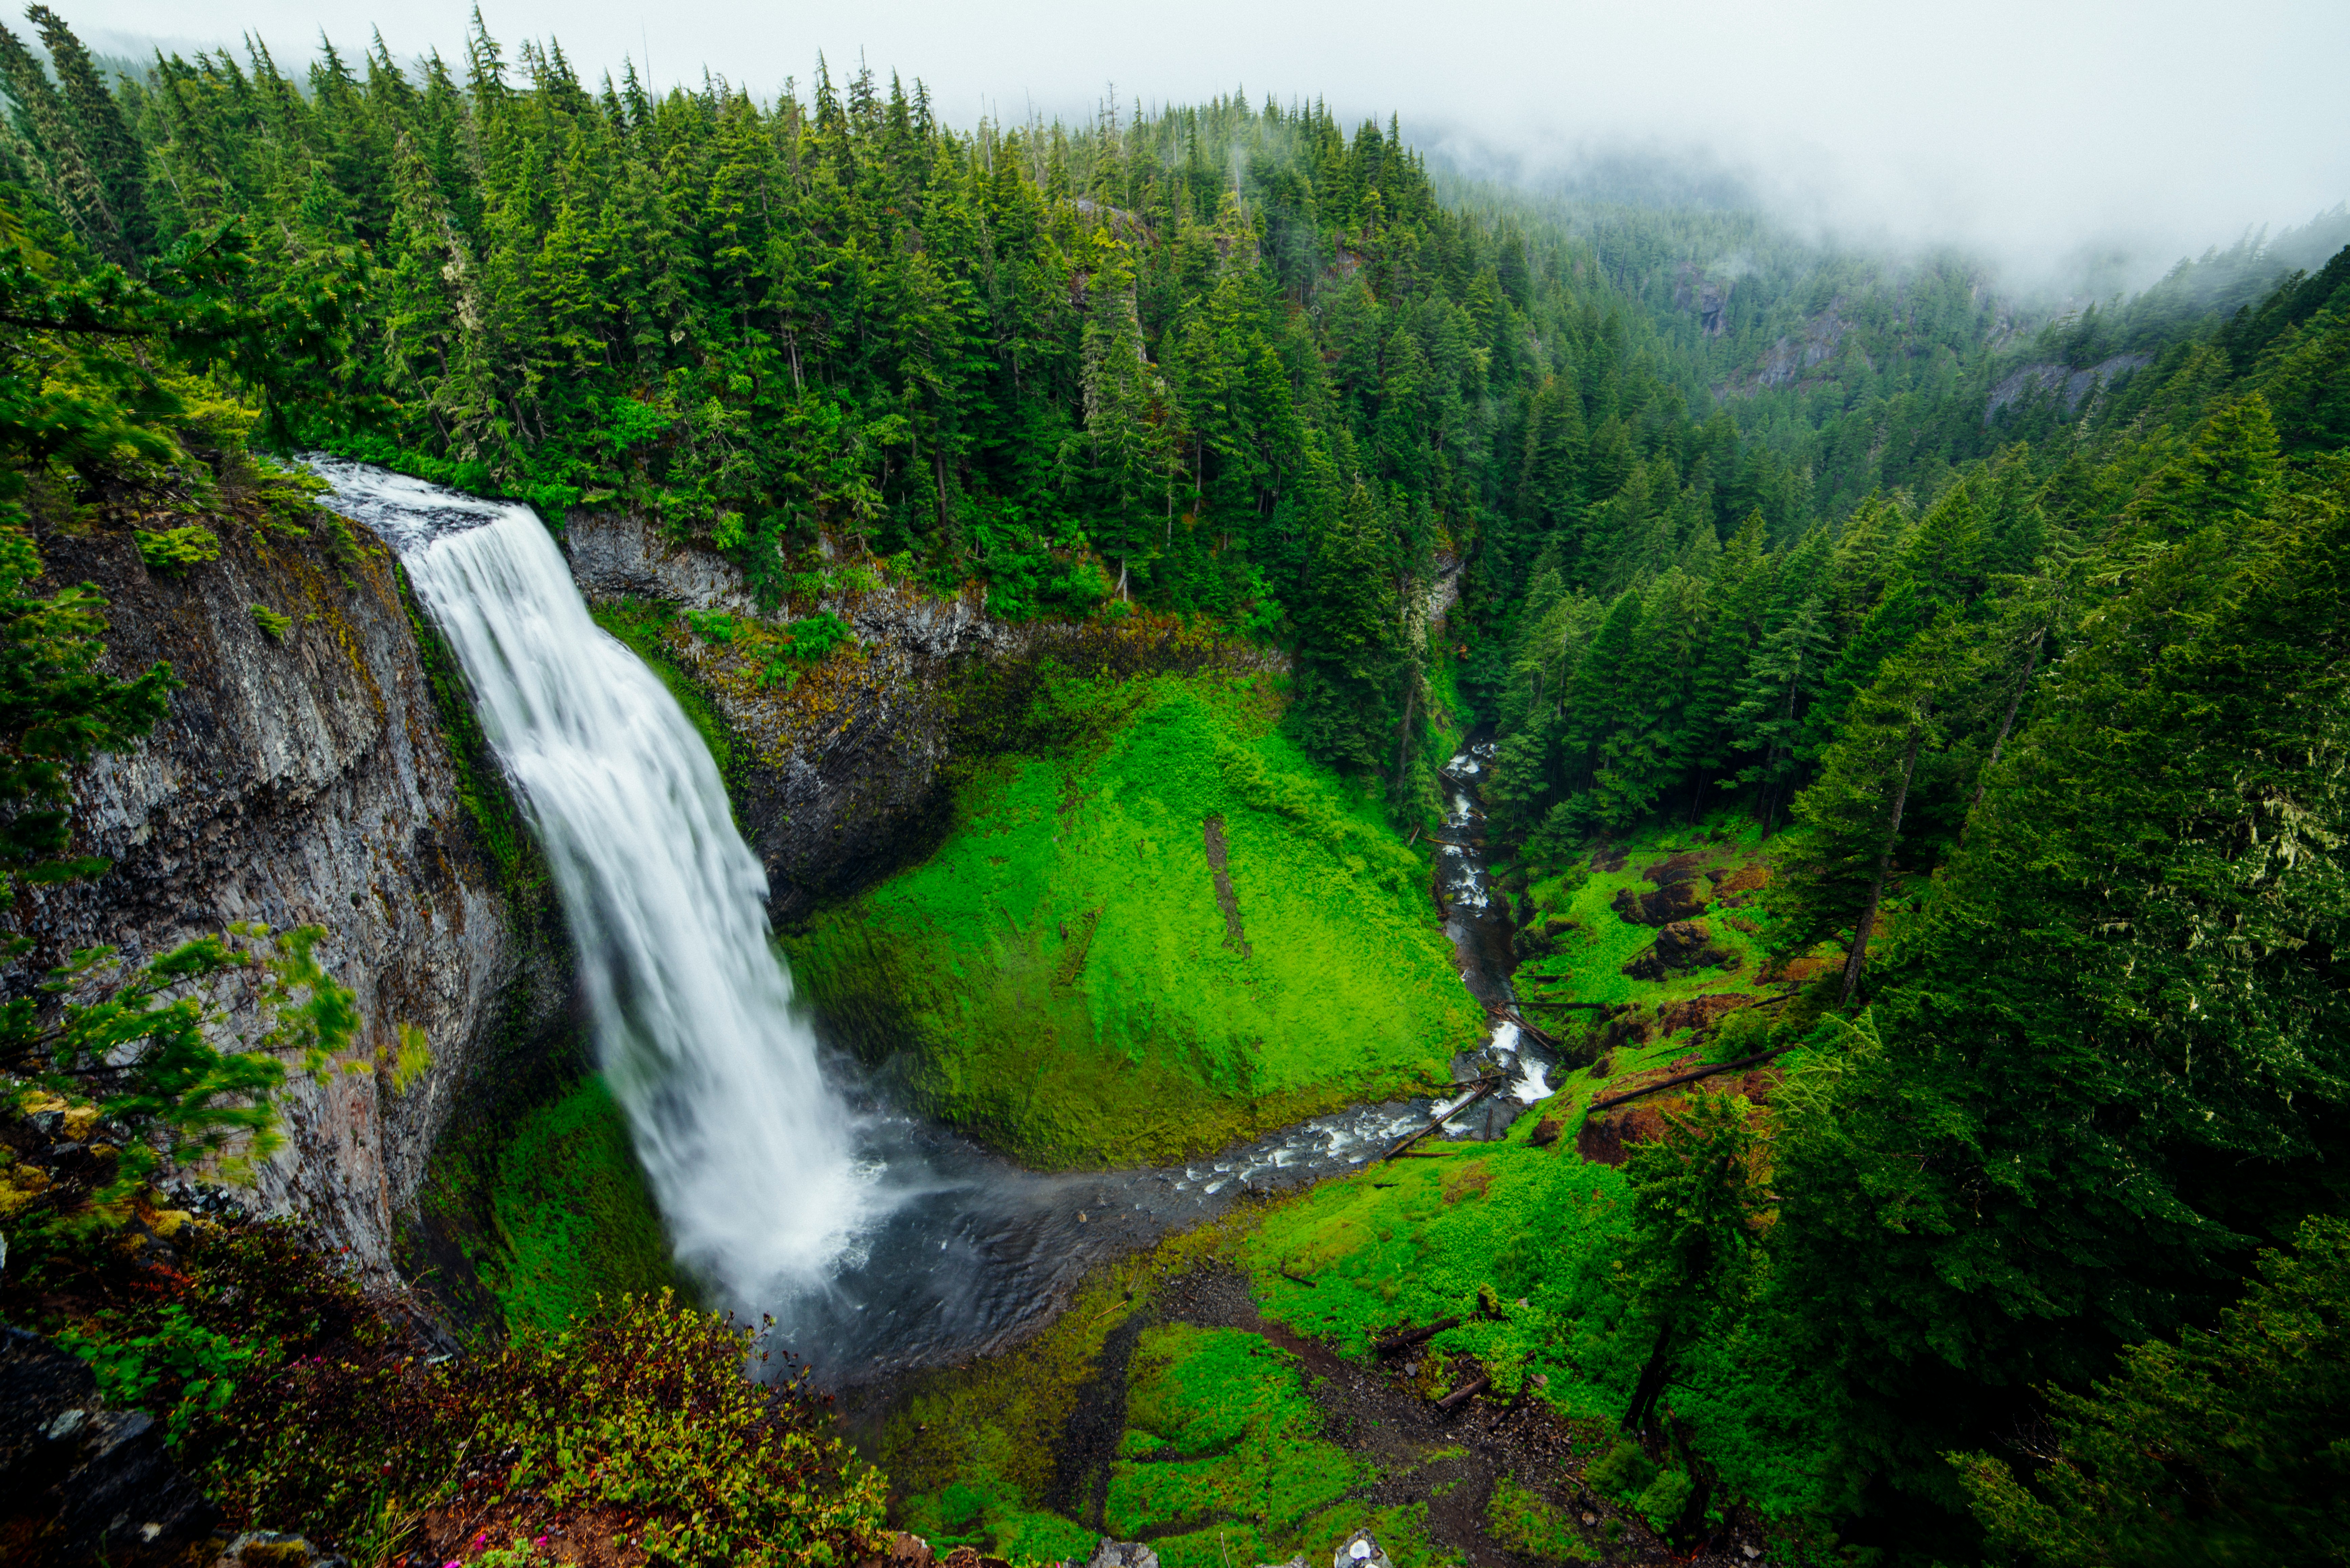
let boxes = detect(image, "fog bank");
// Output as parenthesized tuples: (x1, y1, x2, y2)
(66, 0, 2350, 293)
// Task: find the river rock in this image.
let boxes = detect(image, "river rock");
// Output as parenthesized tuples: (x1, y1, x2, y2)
(16, 513, 564, 1280)
(1087, 1540, 1161, 1568)
(1332, 1529, 1393, 1568)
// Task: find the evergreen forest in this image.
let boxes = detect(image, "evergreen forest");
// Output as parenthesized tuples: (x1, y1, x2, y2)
(0, 7, 2344, 1567)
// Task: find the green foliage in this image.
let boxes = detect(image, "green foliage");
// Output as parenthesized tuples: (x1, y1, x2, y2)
(1584, 1439, 1657, 1502)
(1632, 1468, 1695, 1536)
(0, 523, 175, 898)
(1484, 1475, 1598, 1562)
(468, 1293, 888, 1568)
(1106, 1324, 1375, 1567)
(134, 522, 221, 573)
(483, 1074, 679, 1338)
(784, 678, 1476, 1165)
(149, 1236, 889, 1568)
(1, 923, 363, 1253)
(1763, 396, 2350, 1513)
(250, 603, 292, 641)
(1244, 1127, 1642, 1412)
(1951, 1214, 2350, 1567)
(55, 1303, 259, 1443)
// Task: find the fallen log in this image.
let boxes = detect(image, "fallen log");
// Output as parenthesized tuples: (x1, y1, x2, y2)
(1493, 1007, 1567, 1051)
(1585, 1045, 1793, 1114)
(1373, 1315, 1463, 1357)
(1380, 1075, 1508, 1161)
(1435, 1374, 1491, 1411)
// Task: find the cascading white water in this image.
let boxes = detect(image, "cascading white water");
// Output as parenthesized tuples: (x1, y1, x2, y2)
(315, 459, 1512, 1376)
(314, 462, 880, 1309)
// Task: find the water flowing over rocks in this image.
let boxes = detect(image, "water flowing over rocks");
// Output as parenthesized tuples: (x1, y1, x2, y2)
(564, 508, 999, 922)
(14, 516, 560, 1279)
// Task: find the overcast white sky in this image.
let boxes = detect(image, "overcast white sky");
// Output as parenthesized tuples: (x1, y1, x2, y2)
(62, 0, 2350, 290)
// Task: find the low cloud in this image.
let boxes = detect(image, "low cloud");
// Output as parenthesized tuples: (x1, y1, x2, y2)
(70, 0, 2350, 294)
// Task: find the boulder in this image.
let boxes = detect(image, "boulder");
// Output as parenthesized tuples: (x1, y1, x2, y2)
(1611, 880, 1709, 926)
(858, 1534, 937, 1568)
(0, 1327, 215, 1563)
(215, 1532, 350, 1568)
(1643, 852, 1710, 887)
(1623, 921, 1738, 980)
(1657, 993, 1755, 1037)
(1333, 1528, 1394, 1568)
(1088, 1541, 1161, 1568)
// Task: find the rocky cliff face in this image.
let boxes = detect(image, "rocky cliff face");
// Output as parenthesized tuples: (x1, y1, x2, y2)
(565, 511, 1285, 925)
(16, 516, 558, 1280)
(565, 513, 999, 922)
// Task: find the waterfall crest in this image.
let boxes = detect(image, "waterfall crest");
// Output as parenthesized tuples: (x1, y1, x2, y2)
(315, 461, 880, 1308)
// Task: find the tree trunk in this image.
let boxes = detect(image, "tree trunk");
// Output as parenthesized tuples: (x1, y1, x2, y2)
(1963, 630, 2043, 838)
(1394, 670, 1419, 800)
(1621, 1321, 1674, 1432)
(1839, 719, 1926, 1006)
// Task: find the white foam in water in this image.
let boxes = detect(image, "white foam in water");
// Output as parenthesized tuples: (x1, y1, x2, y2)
(314, 462, 883, 1310)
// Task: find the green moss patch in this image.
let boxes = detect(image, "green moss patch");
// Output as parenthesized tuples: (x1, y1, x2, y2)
(1106, 1323, 1370, 1566)
(1485, 1475, 1598, 1562)
(484, 1074, 679, 1336)
(884, 1225, 1455, 1568)
(1241, 1122, 1640, 1413)
(785, 677, 1480, 1167)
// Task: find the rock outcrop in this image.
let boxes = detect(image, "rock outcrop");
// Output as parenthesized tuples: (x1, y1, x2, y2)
(16, 517, 561, 1279)
(0, 1326, 214, 1562)
(1984, 353, 2151, 424)
(563, 509, 1280, 924)
(1622, 919, 1738, 980)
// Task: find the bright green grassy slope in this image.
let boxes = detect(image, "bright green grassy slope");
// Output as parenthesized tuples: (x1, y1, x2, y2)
(1513, 814, 1778, 1019)
(785, 676, 1482, 1168)
(485, 1075, 679, 1337)
(884, 1230, 1468, 1568)
(1230, 814, 1849, 1518)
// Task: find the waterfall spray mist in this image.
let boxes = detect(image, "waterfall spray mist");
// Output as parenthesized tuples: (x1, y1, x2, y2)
(315, 462, 883, 1310)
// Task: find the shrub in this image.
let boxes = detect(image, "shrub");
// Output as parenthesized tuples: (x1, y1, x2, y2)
(194, 1282, 889, 1567)
(134, 524, 223, 574)
(1585, 1438, 1658, 1502)
(1634, 1468, 1694, 1536)
(251, 604, 293, 641)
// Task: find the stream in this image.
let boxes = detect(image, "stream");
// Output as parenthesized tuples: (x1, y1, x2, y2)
(321, 462, 1543, 1380)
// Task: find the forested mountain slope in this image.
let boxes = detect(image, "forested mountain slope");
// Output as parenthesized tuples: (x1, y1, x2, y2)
(0, 6, 2343, 1564)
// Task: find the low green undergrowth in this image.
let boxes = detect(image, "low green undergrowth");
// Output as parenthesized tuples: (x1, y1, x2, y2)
(785, 673, 1479, 1167)
(485, 1074, 679, 1337)
(1510, 815, 1778, 1018)
(883, 1223, 1454, 1568)
(1237, 1081, 1839, 1521)
(1485, 1475, 1597, 1562)
(7, 1219, 881, 1566)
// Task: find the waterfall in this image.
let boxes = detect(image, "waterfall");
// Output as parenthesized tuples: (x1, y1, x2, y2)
(315, 462, 881, 1310)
